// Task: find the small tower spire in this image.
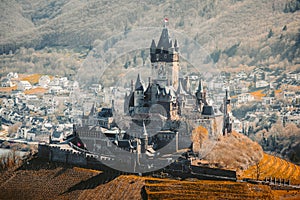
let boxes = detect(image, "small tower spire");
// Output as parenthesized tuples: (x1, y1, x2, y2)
(195, 79, 207, 112)
(174, 39, 179, 52)
(135, 74, 143, 90)
(150, 39, 156, 53)
(141, 121, 148, 153)
(223, 88, 232, 136)
(196, 79, 204, 93)
(143, 121, 148, 137)
(177, 79, 187, 95)
(89, 103, 95, 116)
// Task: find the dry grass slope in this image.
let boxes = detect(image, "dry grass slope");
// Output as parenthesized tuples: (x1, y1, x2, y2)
(203, 131, 263, 171)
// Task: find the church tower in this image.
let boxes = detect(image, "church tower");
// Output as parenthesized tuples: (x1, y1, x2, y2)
(150, 18, 180, 90)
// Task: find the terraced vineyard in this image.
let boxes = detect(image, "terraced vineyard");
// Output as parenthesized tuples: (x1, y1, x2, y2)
(144, 177, 273, 200)
(0, 159, 99, 200)
(0, 161, 299, 200)
(78, 175, 145, 200)
(0, 154, 299, 199)
(240, 153, 300, 185)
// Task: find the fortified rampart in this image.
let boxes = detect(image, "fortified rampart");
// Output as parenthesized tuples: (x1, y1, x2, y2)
(38, 142, 237, 181)
(38, 143, 117, 171)
(38, 143, 87, 166)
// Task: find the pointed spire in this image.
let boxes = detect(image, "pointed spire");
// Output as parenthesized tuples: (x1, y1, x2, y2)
(89, 103, 95, 116)
(196, 79, 204, 93)
(150, 39, 156, 49)
(135, 74, 143, 91)
(174, 39, 179, 51)
(157, 24, 171, 50)
(177, 79, 187, 95)
(143, 121, 148, 137)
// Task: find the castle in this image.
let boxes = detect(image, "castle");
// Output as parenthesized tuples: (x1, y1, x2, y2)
(77, 20, 232, 149)
(124, 20, 232, 136)
(39, 19, 233, 173)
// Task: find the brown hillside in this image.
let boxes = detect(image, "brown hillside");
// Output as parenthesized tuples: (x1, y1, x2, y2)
(201, 131, 264, 171)
(199, 131, 300, 185)
(0, 156, 299, 200)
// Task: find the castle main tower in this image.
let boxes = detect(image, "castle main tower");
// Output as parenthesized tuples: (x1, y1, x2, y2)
(150, 18, 180, 90)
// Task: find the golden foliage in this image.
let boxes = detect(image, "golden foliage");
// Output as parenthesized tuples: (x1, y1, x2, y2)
(240, 153, 300, 185)
(0, 85, 17, 93)
(250, 90, 266, 100)
(21, 74, 42, 85)
(24, 87, 48, 95)
(191, 126, 208, 153)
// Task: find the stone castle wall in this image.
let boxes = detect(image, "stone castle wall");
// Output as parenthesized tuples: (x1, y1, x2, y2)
(38, 144, 87, 166)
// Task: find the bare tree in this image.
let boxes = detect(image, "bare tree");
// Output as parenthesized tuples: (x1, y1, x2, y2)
(8, 122, 22, 137)
(191, 126, 208, 155)
(256, 162, 261, 180)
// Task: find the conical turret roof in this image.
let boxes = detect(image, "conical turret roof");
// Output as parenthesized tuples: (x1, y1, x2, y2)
(157, 28, 171, 51)
(177, 79, 188, 95)
(150, 39, 156, 49)
(196, 79, 204, 93)
(135, 74, 144, 91)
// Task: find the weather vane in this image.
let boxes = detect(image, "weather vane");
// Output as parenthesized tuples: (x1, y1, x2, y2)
(164, 17, 168, 28)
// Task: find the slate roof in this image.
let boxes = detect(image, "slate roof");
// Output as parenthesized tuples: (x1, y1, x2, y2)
(157, 28, 171, 51)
